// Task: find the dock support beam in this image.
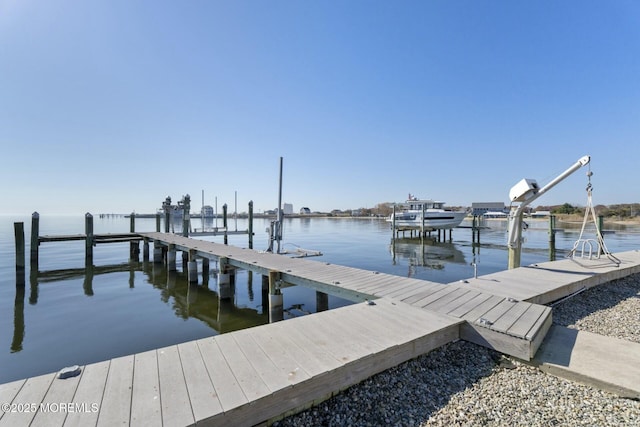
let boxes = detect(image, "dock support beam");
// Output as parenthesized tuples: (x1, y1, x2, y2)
(167, 244, 177, 271)
(218, 258, 235, 299)
(153, 242, 163, 264)
(316, 291, 329, 312)
(143, 238, 150, 262)
(268, 270, 284, 323)
(187, 250, 198, 283)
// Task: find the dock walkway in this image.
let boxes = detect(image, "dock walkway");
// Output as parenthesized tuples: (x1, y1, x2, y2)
(2, 230, 639, 426)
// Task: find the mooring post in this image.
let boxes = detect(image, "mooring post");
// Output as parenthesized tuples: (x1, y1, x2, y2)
(85, 213, 94, 265)
(268, 270, 284, 323)
(156, 213, 161, 232)
(30, 212, 39, 269)
(164, 210, 170, 233)
(248, 200, 254, 249)
(223, 204, 228, 245)
(14, 222, 25, 286)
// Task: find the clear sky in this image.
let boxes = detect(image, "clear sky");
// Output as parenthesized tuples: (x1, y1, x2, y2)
(1, 1, 638, 215)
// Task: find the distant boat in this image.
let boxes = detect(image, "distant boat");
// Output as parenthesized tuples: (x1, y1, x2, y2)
(483, 211, 509, 219)
(388, 194, 467, 230)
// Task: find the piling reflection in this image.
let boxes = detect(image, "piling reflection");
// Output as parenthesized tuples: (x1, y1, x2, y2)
(12, 254, 346, 355)
(11, 285, 25, 353)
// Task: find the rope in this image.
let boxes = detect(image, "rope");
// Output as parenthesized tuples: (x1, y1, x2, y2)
(567, 166, 620, 265)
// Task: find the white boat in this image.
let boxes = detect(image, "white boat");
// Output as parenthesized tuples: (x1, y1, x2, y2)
(388, 194, 467, 230)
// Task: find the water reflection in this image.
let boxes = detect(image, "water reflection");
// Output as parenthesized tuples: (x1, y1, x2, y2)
(390, 238, 466, 277)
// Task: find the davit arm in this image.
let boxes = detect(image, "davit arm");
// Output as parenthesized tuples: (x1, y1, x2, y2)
(507, 155, 590, 269)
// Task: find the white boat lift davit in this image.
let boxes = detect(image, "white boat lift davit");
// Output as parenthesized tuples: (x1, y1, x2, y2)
(507, 155, 591, 269)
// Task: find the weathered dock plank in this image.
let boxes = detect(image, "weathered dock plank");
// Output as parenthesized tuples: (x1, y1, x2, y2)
(130, 350, 161, 427)
(177, 340, 223, 422)
(97, 356, 134, 427)
(196, 338, 248, 412)
(0, 374, 54, 427)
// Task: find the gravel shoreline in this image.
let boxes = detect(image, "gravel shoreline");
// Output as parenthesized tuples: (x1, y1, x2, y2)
(274, 274, 640, 426)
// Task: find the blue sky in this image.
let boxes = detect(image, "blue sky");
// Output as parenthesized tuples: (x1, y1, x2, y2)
(1, 1, 638, 215)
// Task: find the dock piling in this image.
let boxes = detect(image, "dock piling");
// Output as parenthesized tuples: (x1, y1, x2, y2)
(85, 213, 94, 265)
(268, 270, 284, 323)
(248, 200, 254, 249)
(187, 250, 198, 283)
(30, 212, 39, 269)
(129, 213, 139, 261)
(223, 204, 228, 245)
(167, 245, 177, 271)
(549, 214, 556, 261)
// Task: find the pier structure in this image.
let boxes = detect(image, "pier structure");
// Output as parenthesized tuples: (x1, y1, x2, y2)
(17, 203, 254, 279)
(4, 215, 640, 426)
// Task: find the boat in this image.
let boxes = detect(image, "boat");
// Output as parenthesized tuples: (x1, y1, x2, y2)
(388, 194, 467, 230)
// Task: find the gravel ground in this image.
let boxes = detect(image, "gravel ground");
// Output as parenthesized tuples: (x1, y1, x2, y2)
(273, 273, 640, 427)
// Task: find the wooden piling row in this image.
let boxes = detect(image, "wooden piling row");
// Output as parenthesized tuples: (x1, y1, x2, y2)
(17, 201, 255, 284)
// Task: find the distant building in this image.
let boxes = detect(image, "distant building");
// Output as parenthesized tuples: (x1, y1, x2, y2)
(300, 207, 311, 214)
(283, 203, 293, 215)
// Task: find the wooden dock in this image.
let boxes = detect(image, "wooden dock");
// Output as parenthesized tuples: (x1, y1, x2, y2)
(3, 227, 639, 426)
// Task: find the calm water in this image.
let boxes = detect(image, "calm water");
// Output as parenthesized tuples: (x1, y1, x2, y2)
(1, 214, 638, 383)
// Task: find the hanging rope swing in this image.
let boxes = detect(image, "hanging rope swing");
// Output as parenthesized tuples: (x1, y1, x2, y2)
(567, 165, 620, 265)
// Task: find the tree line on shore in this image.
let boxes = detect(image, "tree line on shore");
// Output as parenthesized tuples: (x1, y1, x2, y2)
(357, 202, 640, 219)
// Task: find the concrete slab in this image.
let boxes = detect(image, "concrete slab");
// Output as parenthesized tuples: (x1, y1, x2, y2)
(530, 325, 640, 399)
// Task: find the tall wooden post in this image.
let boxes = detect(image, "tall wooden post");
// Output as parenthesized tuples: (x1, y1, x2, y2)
(130, 213, 139, 261)
(30, 212, 39, 269)
(85, 213, 94, 266)
(164, 210, 170, 233)
(156, 213, 161, 232)
(248, 200, 254, 249)
(14, 222, 25, 286)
